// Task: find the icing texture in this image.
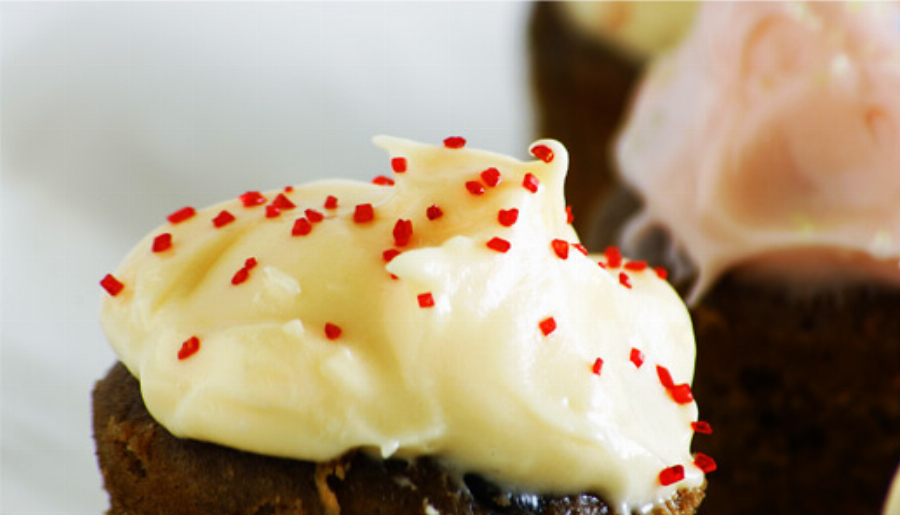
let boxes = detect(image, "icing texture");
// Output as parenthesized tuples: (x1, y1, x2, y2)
(616, 2, 900, 302)
(101, 137, 703, 511)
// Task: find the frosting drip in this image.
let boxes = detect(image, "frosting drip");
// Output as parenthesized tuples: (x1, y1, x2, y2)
(615, 2, 900, 302)
(101, 137, 703, 512)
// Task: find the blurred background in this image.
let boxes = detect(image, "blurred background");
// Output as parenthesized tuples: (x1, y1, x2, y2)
(0, 2, 533, 512)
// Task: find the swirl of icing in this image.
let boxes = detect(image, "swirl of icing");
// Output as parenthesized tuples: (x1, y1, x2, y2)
(100, 137, 704, 511)
(616, 2, 900, 302)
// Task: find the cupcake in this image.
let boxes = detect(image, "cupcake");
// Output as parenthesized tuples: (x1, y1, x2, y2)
(528, 1, 696, 239)
(604, 3, 900, 514)
(95, 137, 711, 514)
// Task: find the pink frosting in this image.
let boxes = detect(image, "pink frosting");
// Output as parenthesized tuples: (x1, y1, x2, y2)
(615, 2, 900, 302)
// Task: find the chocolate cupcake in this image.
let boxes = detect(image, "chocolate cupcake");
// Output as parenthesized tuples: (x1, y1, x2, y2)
(95, 137, 711, 514)
(600, 3, 900, 514)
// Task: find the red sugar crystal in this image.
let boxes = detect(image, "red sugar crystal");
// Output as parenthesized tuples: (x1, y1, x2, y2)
(354, 204, 374, 223)
(426, 204, 443, 220)
(391, 157, 407, 173)
(694, 453, 717, 473)
(383, 249, 401, 263)
(618, 272, 632, 289)
(486, 237, 511, 253)
(566, 205, 574, 225)
(531, 144, 554, 163)
(305, 209, 324, 223)
(552, 239, 569, 260)
(265, 205, 281, 218)
(239, 191, 266, 207)
(100, 274, 124, 297)
(656, 365, 675, 389)
(152, 233, 172, 253)
(522, 173, 540, 193)
(292, 218, 312, 236)
(573, 243, 588, 256)
(465, 180, 485, 196)
(497, 208, 518, 227)
(324, 195, 339, 209)
(324, 323, 342, 340)
(539, 317, 557, 336)
(178, 336, 200, 361)
(372, 175, 395, 187)
(481, 167, 501, 187)
(591, 358, 604, 376)
(605, 246, 622, 268)
(393, 219, 413, 247)
(417, 292, 435, 308)
(692, 421, 713, 434)
(659, 465, 685, 486)
(625, 261, 648, 272)
(654, 266, 669, 280)
(443, 136, 466, 149)
(670, 384, 694, 404)
(272, 193, 296, 210)
(212, 210, 236, 228)
(630, 348, 645, 368)
(167, 206, 196, 224)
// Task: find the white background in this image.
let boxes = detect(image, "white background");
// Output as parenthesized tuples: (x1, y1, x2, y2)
(0, 2, 533, 512)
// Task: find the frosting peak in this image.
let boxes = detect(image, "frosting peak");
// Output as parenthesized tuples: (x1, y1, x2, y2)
(616, 2, 900, 302)
(101, 136, 704, 511)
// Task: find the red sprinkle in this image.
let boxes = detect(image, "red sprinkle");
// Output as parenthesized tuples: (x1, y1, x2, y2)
(284, 186, 294, 192)
(465, 180, 486, 196)
(573, 243, 588, 256)
(625, 261, 648, 272)
(391, 157, 407, 173)
(566, 205, 574, 225)
(531, 144, 554, 163)
(265, 205, 281, 218)
(657, 365, 675, 389)
(591, 358, 604, 376)
(393, 219, 413, 247)
(305, 209, 324, 223)
(324, 195, 339, 209)
(481, 167, 501, 187)
(177, 336, 200, 360)
(605, 246, 622, 268)
(670, 384, 694, 404)
(167, 206, 196, 224)
(244, 257, 258, 269)
(239, 191, 266, 207)
(486, 237, 511, 253)
(619, 272, 632, 289)
(354, 204, 374, 223)
(100, 274, 124, 296)
(539, 317, 557, 336)
(417, 292, 435, 308)
(692, 421, 713, 435)
(497, 208, 519, 227)
(231, 267, 250, 285)
(630, 348, 645, 368)
(152, 233, 172, 253)
(552, 239, 569, 260)
(272, 193, 296, 210)
(324, 323, 342, 340)
(292, 218, 312, 236)
(212, 210, 236, 228)
(522, 173, 540, 193)
(694, 453, 717, 474)
(659, 465, 685, 486)
(372, 175, 395, 186)
(598, 261, 607, 269)
(654, 266, 669, 280)
(426, 204, 443, 221)
(383, 249, 401, 263)
(443, 136, 466, 149)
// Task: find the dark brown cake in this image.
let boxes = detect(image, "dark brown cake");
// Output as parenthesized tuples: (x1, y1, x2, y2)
(93, 362, 705, 515)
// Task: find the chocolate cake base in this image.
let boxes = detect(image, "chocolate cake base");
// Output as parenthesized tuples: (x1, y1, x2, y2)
(93, 362, 704, 515)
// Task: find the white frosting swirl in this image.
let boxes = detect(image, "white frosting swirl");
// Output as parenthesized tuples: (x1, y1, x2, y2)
(616, 2, 900, 302)
(887, 463, 900, 515)
(101, 137, 703, 511)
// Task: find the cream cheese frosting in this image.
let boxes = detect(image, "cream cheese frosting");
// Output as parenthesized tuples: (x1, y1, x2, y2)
(100, 136, 706, 512)
(887, 463, 900, 515)
(615, 2, 900, 303)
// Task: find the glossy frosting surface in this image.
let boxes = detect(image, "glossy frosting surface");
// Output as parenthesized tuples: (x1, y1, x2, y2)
(616, 2, 900, 301)
(101, 137, 703, 511)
